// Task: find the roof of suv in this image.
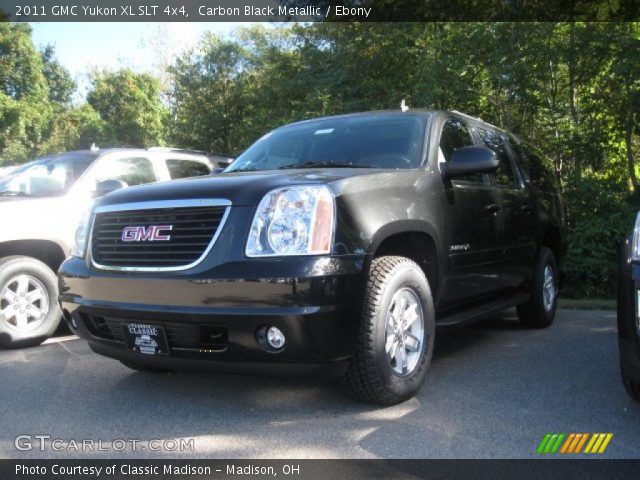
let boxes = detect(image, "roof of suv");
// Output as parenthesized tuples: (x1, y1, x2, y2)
(279, 108, 503, 131)
(64, 147, 209, 156)
(278, 109, 526, 151)
(37, 147, 225, 162)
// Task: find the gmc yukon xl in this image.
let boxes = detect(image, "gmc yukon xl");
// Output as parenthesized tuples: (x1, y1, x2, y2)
(58, 110, 566, 404)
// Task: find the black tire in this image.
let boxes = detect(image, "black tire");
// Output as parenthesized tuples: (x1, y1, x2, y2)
(343, 256, 435, 405)
(622, 375, 640, 401)
(0, 256, 62, 348)
(120, 360, 170, 374)
(517, 247, 558, 328)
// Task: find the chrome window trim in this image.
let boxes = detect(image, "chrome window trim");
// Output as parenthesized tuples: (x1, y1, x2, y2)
(89, 198, 231, 272)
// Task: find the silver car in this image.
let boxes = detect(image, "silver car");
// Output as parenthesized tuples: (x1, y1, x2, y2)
(0, 166, 18, 178)
(0, 147, 221, 347)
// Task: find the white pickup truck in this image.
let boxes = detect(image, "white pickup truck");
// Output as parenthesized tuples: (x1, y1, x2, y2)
(0, 147, 230, 348)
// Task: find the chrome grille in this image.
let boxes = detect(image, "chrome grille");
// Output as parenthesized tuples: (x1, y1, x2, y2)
(90, 201, 229, 270)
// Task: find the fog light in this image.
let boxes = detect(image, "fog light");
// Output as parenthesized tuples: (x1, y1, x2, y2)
(267, 326, 286, 349)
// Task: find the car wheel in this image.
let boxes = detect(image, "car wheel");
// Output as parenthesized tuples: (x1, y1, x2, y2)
(120, 360, 170, 373)
(622, 365, 640, 401)
(343, 256, 435, 405)
(517, 247, 558, 328)
(0, 256, 62, 348)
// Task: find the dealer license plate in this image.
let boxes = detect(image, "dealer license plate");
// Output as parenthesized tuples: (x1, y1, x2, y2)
(123, 323, 170, 356)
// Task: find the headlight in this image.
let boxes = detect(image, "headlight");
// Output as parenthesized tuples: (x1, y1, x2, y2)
(70, 210, 92, 258)
(633, 212, 640, 261)
(246, 185, 335, 257)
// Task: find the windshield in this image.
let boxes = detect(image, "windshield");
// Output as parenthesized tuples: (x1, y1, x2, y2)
(0, 152, 98, 197)
(226, 114, 427, 173)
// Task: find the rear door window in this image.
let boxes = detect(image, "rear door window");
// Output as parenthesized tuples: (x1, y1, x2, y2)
(518, 142, 560, 192)
(475, 127, 517, 188)
(93, 156, 157, 187)
(508, 137, 530, 183)
(166, 159, 211, 179)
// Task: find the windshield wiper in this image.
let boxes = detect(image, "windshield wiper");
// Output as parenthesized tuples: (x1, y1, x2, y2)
(0, 190, 30, 196)
(278, 161, 374, 170)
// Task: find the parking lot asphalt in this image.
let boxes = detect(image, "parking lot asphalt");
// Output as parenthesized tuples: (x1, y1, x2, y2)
(1, 308, 639, 459)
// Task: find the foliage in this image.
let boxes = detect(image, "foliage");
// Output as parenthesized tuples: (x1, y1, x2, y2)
(87, 69, 168, 147)
(169, 35, 252, 155)
(562, 176, 638, 297)
(0, 23, 51, 164)
(40, 44, 75, 106)
(37, 104, 107, 154)
(0, 23, 48, 101)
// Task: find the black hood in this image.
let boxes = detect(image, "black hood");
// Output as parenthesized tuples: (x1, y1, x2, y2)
(97, 168, 384, 208)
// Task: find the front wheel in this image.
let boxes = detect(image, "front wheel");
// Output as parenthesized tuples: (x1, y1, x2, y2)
(343, 256, 435, 405)
(517, 247, 558, 328)
(622, 374, 640, 401)
(0, 256, 62, 348)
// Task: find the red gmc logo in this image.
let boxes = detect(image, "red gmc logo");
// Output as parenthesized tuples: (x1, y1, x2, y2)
(121, 225, 173, 242)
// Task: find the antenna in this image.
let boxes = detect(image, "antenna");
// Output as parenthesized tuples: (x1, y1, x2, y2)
(400, 99, 409, 112)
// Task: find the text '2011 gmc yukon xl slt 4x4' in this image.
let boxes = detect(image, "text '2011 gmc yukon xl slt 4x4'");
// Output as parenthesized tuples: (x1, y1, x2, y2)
(59, 110, 566, 404)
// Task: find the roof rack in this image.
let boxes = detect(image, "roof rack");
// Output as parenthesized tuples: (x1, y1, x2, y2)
(146, 147, 209, 155)
(450, 110, 503, 132)
(450, 110, 484, 123)
(208, 153, 234, 160)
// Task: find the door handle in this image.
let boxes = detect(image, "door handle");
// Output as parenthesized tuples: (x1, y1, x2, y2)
(485, 204, 501, 214)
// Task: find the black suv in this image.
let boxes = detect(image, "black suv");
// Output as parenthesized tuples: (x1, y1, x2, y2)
(58, 110, 566, 404)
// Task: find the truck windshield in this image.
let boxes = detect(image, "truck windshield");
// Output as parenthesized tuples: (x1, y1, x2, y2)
(226, 114, 427, 172)
(0, 152, 98, 197)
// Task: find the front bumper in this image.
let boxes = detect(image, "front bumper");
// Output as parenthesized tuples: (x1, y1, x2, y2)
(59, 254, 365, 375)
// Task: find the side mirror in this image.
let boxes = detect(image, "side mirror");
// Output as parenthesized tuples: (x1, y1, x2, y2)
(94, 179, 128, 197)
(441, 147, 498, 179)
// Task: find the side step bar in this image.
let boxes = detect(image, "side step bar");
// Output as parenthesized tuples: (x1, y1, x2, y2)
(436, 292, 530, 328)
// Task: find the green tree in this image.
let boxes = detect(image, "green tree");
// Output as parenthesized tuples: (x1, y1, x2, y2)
(38, 104, 107, 155)
(87, 69, 167, 147)
(0, 23, 51, 163)
(169, 35, 251, 155)
(0, 23, 48, 101)
(40, 44, 75, 106)
(0, 23, 79, 163)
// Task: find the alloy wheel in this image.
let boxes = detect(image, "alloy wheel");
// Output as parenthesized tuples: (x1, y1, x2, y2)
(385, 287, 425, 375)
(542, 265, 556, 312)
(0, 274, 50, 333)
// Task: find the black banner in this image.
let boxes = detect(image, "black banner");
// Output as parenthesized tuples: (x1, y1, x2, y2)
(1, 0, 640, 22)
(3, 460, 640, 480)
